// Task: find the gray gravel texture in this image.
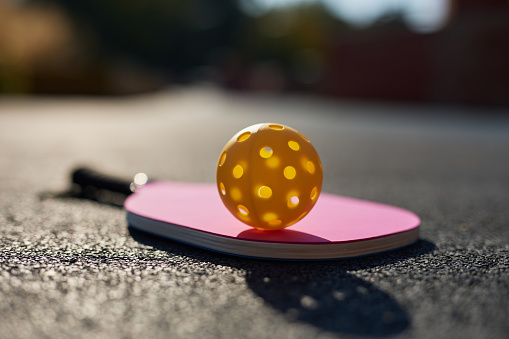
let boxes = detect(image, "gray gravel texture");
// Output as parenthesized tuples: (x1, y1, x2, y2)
(1, 87, 508, 339)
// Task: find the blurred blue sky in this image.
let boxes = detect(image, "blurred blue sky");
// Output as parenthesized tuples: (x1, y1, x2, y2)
(240, 0, 450, 33)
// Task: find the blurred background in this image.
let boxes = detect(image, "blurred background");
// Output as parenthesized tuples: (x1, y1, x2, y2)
(0, 0, 508, 106)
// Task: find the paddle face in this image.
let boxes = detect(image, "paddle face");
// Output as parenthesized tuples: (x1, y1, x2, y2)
(125, 182, 420, 260)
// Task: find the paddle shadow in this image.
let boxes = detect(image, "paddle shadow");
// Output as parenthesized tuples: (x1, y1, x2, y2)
(129, 227, 435, 337)
(38, 189, 127, 208)
(237, 228, 331, 242)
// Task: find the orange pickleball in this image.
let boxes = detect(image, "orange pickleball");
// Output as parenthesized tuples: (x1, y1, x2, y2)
(216, 123, 323, 230)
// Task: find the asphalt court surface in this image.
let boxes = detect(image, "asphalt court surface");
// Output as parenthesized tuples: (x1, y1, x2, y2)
(1, 87, 508, 338)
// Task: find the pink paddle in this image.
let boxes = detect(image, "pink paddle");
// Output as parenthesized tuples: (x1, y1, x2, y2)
(125, 181, 420, 260)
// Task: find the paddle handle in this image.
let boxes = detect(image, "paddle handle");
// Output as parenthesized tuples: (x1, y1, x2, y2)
(72, 167, 134, 195)
(70, 167, 149, 204)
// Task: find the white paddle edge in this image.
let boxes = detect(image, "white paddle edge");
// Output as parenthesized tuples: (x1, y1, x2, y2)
(127, 212, 420, 260)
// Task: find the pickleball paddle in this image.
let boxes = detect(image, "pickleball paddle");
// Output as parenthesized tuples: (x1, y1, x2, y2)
(71, 168, 420, 260)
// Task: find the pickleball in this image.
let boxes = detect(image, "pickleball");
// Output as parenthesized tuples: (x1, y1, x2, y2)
(216, 123, 323, 230)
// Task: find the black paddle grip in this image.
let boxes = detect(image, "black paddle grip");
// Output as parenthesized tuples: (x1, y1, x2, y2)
(71, 167, 134, 196)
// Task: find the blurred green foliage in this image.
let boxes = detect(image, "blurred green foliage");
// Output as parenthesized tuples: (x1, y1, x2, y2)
(23, 0, 345, 81)
(36, 0, 247, 73)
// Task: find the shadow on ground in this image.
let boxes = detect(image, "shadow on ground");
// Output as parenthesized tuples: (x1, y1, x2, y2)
(245, 264, 410, 336)
(129, 227, 435, 337)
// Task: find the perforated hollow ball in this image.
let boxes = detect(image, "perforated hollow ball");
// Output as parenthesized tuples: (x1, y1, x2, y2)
(216, 123, 323, 230)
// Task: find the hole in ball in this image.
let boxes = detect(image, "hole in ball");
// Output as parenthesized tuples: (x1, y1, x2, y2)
(299, 132, 310, 142)
(310, 187, 318, 200)
(260, 147, 273, 159)
(233, 165, 244, 178)
(298, 211, 308, 221)
(284, 166, 296, 180)
(307, 161, 315, 174)
(288, 140, 300, 151)
(267, 219, 282, 227)
(237, 132, 251, 142)
(238, 205, 249, 216)
(288, 196, 299, 208)
(219, 152, 226, 166)
(269, 124, 284, 130)
(258, 186, 272, 199)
